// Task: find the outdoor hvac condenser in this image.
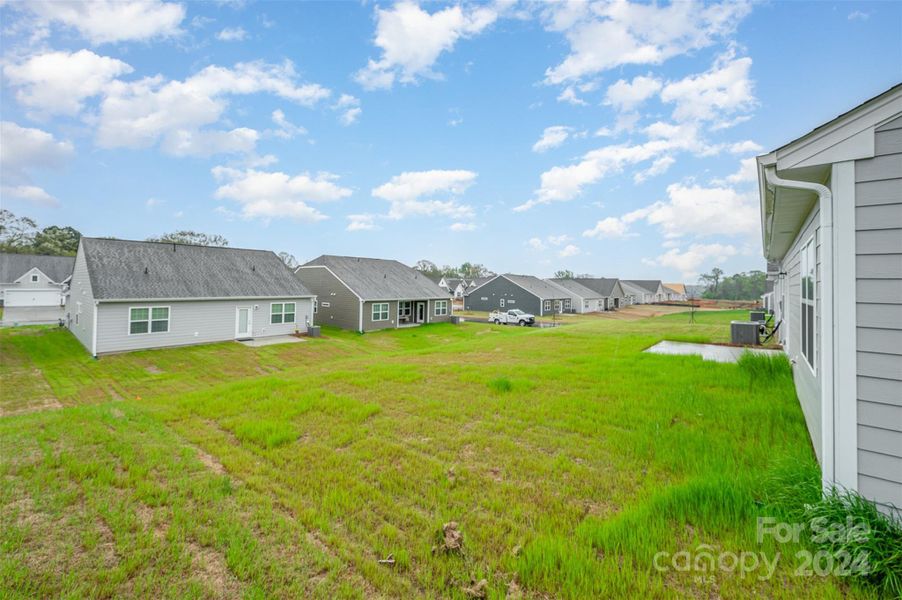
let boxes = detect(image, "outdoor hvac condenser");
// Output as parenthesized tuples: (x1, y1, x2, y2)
(731, 321, 760, 345)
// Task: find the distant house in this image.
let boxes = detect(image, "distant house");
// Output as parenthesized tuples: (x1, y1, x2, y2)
(548, 277, 625, 312)
(67, 238, 314, 357)
(663, 283, 688, 301)
(464, 274, 570, 315)
(295, 255, 451, 332)
(621, 280, 666, 304)
(756, 84, 901, 515)
(0, 252, 75, 324)
(444, 278, 468, 298)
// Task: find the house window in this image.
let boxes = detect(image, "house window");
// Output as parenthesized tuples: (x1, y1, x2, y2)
(399, 301, 412, 319)
(321, 301, 330, 308)
(543, 300, 551, 311)
(499, 298, 505, 308)
(508, 299, 515, 304)
(31, 274, 39, 282)
(435, 300, 449, 316)
(800, 237, 816, 371)
(372, 302, 389, 321)
(271, 302, 296, 324)
(563, 298, 571, 310)
(313, 300, 318, 314)
(130, 306, 169, 335)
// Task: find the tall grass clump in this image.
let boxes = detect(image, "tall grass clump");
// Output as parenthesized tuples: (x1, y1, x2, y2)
(737, 351, 793, 384)
(762, 459, 902, 598)
(487, 377, 513, 393)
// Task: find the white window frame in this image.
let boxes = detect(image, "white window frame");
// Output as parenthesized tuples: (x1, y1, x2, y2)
(128, 305, 170, 335)
(499, 298, 505, 308)
(320, 301, 330, 308)
(31, 273, 39, 282)
(270, 302, 296, 325)
(800, 236, 817, 373)
(563, 298, 571, 310)
(313, 299, 318, 314)
(543, 300, 552, 311)
(372, 302, 390, 321)
(434, 300, 448, 316)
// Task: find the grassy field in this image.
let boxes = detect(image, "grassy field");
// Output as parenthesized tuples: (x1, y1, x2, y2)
(0, 310, 866, 598)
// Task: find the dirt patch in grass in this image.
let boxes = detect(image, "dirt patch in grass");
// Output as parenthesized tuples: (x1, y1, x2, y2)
(192, 444, 227, 476)
(144, 365, 164, 375)
(188, 541, 243, 598)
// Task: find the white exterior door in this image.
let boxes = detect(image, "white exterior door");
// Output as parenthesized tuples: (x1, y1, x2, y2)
(415, 302, 426, 323)
(236, 307, 252, 338)
(5, 289, 61, 307)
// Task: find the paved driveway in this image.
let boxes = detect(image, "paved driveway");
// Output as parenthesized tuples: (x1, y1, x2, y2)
(1, 305, 65, 326)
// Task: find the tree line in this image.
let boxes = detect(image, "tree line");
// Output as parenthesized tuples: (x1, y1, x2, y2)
(0, 210, 299, 267)
(414, 260, 494, 280)
(699, 267, 766, 300)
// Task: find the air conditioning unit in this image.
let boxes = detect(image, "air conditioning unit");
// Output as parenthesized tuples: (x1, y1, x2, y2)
(731, 321, 760, 345)
(749, 310, 766, 322)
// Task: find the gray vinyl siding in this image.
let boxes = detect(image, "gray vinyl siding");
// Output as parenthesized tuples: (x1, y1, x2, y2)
(295, 266, 360, 331)
(429, 299, 453, 324)
(363, 300, 399, 331)
(94, 298, 314, 354)
(780, 207, 823, 462)
(66, 245, 96, 354)
(854, 118, 902, 513)
(464, 277, 542, 315)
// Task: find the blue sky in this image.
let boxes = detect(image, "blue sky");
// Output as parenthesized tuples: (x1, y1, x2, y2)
(1, 0, 900, 281)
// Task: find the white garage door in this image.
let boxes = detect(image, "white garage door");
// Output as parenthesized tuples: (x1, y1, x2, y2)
(5, 289, 61, 307)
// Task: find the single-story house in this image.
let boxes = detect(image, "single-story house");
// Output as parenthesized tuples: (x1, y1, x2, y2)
(464, 274, 570, 315)
(548, 277, 625, 312)
(295, 255, 452, 332)
(67, 238, 315, 357)
(621, 280, 666, 304)
(441, 277, 468, 298)
(757, 83, 901, 515)
(663, 283, 688, 301)
(0, 252, 74, 324)
(573, 278, 626, 310)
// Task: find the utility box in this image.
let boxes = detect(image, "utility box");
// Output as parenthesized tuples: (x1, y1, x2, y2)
(731, 321, 760, 345)
(749, 310, 766, 322)
(451, 316, 464, 325)
(307, 325, 321, 338)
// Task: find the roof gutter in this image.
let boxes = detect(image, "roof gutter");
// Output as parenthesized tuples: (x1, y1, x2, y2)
(764, 166, 836, 492)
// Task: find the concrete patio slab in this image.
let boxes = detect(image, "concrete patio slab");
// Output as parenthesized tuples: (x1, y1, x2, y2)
(644, 340, 783, 364)
(238, 335, 305, 347)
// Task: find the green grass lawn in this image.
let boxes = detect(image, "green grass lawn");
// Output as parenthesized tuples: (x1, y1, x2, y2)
(0, 311, 867, 598)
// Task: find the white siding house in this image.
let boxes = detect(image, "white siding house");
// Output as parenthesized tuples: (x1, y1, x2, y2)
(0, 253, 74, 324)
(67, 238, 315, 356)
(758, 84, 902, 515)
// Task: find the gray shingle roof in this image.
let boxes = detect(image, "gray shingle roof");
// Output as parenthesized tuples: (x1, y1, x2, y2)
(502, 274, 569, 299)
(622, 280, 663, 294)
(548, 278, 605, 299)
(0, 252, 75, 283)
(81, 238, 311, 300)
(301, 255, 447, 300)
(571, 277, 622, 297)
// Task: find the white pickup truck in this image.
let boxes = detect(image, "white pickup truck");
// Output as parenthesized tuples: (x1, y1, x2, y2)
(489, 309, 536, 326)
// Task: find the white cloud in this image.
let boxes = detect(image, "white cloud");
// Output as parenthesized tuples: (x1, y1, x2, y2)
(216, 26, 247, 41)
(604, 75, 662, 111)
(449, 222, 477, 232)
(334, 94, 361, 126)
(96, 60, 330, 155)
(347, 214, 378, 231)
(558, 243, 581, 257)
(848, 10, 870, 21)
(355, 1, 499, 89)
(557, 85, 588, 106)
(23, 0, 186, 44)
(0, 121, 73, 205)
(543, 0, 752, 84)
(372, 169, 476, 220)
(660, 51, 755, 123)
(1, 185, 59, 207)
(527, 237, 547, 250)
(527, 234, 574, 250)
(160, 127, 259, 157)
(647, 243, 738, 278)
(583, 216, 633, 239)
(532, 126, 572, 153)
(270, 109, 307, 139)
(639, 183, 760, 239)
(716, 157, 758, 185)
(4, 49, 133, 116)
(211, 166, 351, 221)
(634, 155, 675, 183)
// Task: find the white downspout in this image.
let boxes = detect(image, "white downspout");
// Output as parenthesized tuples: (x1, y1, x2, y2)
(764, 167, 835, 491)
(91, 301, 99, 358)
